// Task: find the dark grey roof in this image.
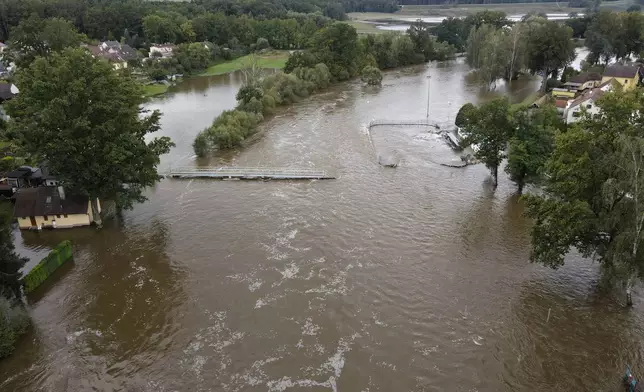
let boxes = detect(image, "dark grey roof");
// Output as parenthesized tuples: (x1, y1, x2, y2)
(5, 168, 30, 178)
(603, 65, 640, 78)
(0, 83, 15, 101)
(13, 187, 88, 217)
(569, 72, 602, 84)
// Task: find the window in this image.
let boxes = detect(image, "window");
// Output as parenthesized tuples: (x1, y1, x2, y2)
(572, 111, 581, 118)
(56, 215, 61, 218)
(43, 215, 48, 221)
(63, 214, 68, 218)
(625, 79, 629, 84)
(586, 104, 592, 109)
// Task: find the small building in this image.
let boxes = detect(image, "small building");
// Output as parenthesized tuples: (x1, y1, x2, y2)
(149, 44, 176, 58)
(5, 166, 41, 188)
(554, 99, 569, 115)
(564, 87, 606, 124)
(86, 42, 138, 70)
(601, 64, 641, 90)
(13, 186, 101, 230)
(551, 88, 576, 99)
(0, 83, 18, 102)
(563, 72, 602, 92)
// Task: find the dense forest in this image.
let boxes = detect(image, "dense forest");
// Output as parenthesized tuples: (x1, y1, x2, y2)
(0, 0, 403, 43)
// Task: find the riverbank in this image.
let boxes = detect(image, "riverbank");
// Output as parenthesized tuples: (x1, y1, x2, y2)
(199, 51, 289, 76)
(143, 84, 169, 97)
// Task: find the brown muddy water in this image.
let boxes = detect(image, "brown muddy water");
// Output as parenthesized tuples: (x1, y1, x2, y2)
(1, 57, 641, 392)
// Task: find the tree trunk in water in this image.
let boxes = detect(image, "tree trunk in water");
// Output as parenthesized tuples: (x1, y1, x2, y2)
(627, 287, 633, 306)
(492, 166, 498, 188)
(517, 181, 524, 195)
(540, 72, 548, 93)
(91, 198, 103, 228)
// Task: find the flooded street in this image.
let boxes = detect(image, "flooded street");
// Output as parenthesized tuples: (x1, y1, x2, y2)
(1, 58, 642, 392)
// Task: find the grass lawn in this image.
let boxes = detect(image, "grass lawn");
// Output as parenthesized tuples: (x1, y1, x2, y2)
(511, 90, 544, 109)
(143, 83, 169, 97)
(201, 51, 290, 76)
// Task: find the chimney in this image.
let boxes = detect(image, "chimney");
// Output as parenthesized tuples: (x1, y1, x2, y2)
(57, 186, 65, 200)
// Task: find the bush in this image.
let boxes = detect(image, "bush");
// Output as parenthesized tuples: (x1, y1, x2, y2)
(256, 37, 270, 50)
(361, 66, 382, 86)
(455, 103, 476, 127)
(0, 156, 14, 173)
(194, 110, 262, 155)
(0, 298, 30, 359)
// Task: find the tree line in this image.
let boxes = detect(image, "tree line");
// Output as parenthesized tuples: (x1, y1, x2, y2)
(193, 21, 455, 156)
(459, 89, 644, 305)
(0, 0, 401, 44)
(432, 12, 576, 92)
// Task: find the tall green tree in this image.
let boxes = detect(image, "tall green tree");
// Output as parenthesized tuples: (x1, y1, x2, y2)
(6, 48, 174, 226)
(8, 15, 82, 67)
(407, 20, 434, 61)
(524, 89, 644, 305)
(460, 98, 514, 187)
(524, 19, 576, 92)
(505, 105, 560, 194)
(311, 22, 358, 80)
(432, 17, 467, 51)
(0, 203, 26, 301)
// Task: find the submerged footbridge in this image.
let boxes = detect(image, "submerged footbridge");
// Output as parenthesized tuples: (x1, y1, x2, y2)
(166, 166, 335, 180)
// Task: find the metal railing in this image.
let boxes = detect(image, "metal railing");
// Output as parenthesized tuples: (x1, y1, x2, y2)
(368, 119, 440, 128)
(167, 166, 331, 179)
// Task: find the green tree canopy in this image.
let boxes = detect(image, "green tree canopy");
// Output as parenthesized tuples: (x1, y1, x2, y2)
(0, 204, 26, 301)
(8, 15, 83, 67)
(6, 48, 174, 224)
(524, 18, 575, 92)
(505, 105, 561, 194)
(524, 89, 644, 303)
(459, 98, 514, 187)
(311, 22, 358, 80)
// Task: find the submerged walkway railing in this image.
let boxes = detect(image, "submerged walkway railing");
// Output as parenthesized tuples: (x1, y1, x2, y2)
(167, 166, 334, 180)
(368, 119, 441, 128)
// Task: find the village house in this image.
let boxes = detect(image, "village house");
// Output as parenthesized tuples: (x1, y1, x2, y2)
(13, 186, 100, 230)
(563, 79, 619, 124)
(601, 64, 641, 90)
(86, 41, 138, 69)
(563, 72, 602, 92)
(149, 44, 176, 58)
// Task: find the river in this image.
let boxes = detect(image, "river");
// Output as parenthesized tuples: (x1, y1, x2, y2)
(1, 56, 641, 392)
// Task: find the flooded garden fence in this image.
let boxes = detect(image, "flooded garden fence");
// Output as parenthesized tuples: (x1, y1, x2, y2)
(22, 240, 73, 294)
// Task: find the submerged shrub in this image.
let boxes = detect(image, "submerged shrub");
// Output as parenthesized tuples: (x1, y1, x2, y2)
(361, 66, 382, 86)
(0, 298, 30, 359)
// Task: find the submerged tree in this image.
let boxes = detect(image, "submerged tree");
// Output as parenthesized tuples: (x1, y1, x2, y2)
(0, 204, 26, 301)
(459, 98, 514, 187)
(524, 89, 644, 305)
(6, 48, 174, 226)
(361, 65, 382, 86)
(524, 19, 576, 92)
(505, 105, 560, 194)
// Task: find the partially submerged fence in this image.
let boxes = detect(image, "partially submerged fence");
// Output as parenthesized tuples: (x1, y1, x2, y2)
(23, 240, 73, 294)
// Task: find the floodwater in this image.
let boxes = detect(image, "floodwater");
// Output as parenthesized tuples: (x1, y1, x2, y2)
(375, 13, 578, 31)
(1, 57, 642, 392)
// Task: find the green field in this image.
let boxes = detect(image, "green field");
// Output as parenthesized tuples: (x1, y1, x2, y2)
(143, 83, 169, 97)
(201, 51, 290, 76)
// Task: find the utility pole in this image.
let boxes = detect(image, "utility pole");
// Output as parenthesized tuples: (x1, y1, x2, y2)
(426, 75, 431, 120)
